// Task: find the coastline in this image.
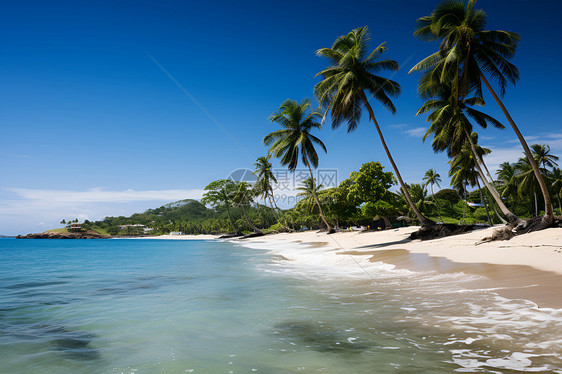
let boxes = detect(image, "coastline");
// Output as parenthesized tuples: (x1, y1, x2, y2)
(237, 227, 562, 275)
(142, 227, 562, 308)
(234, 227, 562, 308)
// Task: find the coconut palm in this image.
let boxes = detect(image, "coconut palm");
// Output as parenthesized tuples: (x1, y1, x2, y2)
(515, 157, 540, 217)
(411, 0, 554, 225)
(423, 168, 445, 222)
(408, 183, 432, 218)
(253, 156, 278, 209)
(496, 162, 519, 211)
(532, 144, 559, 172)
(449, 134, 492, 224)
(416, 85, 518, 223)
(297, 177, 324, 215)
(314, 26, 434, 227)
(264, 98, 332, 232)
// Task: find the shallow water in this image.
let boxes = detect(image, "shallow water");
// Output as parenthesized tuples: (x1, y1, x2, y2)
(0, 238, 560, 373)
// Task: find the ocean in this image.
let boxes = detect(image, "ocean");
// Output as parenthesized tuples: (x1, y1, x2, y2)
(0, 238, 561, 373)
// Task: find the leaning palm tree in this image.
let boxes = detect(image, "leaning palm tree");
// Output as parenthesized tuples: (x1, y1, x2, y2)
(417, 84, 519, 223)
(253, 156, 278, 209)
(411, 0, 554, 225)
(297, 177, 324, 215)
(314, 26, 434, 227)
(423, 168, 445, 222)
(449, 134, 493, 225)
(449, 141, 479, 224)
(496, 162, 519, 212)
(515, 157, 540, 217)
(264, 98, 333, 232)
(532, 144, 559, 173)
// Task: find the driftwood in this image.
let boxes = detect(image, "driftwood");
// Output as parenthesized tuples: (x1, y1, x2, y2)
(409, 223, 477, 240)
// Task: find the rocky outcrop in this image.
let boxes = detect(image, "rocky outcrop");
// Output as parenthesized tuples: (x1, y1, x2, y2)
(16, 230, 110, 239)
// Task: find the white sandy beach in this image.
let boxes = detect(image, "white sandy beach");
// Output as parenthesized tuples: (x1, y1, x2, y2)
(240, 226, 562, 275)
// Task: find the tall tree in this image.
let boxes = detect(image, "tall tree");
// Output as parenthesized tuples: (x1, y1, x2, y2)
(496, 162, 519, 211)
(449, 134, 492, 224)
(253, 156, 278, 209)
(296, 177, 324, 215)
(515, 157, 540, 217)
(314, 26, 435, 227)
(423, 168, 445, 222)
(411, 0, 554, 225)
(264, 98, 333, 232)
(531, 144, 559, 172)
(416, 85, 518, 223)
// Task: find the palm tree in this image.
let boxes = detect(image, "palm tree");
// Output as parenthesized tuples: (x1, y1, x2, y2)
(411, 0, 554, 225)
(449, 134, 492, 224)
(532, 144, 559, 172)
(408, 183, 432, 218)
(297, 177, 324, 214)
(253, 156, 278, 209)
(264, 98, 333, 232)
(515, 157, 539, 217)
(314, 26, 434, 227)
(423, 168, 445, 222)
(416, 85, 518, 223)
(232, 182, 262, 234)
(496, 162, 519, 211)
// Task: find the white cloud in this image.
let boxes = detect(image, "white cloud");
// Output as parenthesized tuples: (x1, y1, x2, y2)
(405, 127, 427, 138)
(480, 136, 495, 141)
(482, 131, 562, 173)
(504, 132, 562, 153)
(482, 146, 523, 173)
(506, 135, 539, 144)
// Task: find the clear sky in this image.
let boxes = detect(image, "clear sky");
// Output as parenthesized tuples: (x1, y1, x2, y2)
(1, 0, 561, 235)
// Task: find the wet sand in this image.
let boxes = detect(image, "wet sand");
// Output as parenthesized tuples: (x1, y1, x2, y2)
(240, 227, 562, 309)
(346, 248, 562, 309)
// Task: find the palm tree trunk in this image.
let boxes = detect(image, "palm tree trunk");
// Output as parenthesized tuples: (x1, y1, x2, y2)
(361, 92, 435, 227)
(476, 177, 492, 226)
(491, 201, 508, 224)
(305, 163, 333, 233)
(463, 128, 520, 224)
(480, 72, 553, 224)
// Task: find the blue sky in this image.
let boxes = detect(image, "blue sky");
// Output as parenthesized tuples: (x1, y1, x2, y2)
(1, 0, 561, 235)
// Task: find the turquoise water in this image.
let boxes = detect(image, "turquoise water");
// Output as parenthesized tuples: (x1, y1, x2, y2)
(1, 238, 561, 373)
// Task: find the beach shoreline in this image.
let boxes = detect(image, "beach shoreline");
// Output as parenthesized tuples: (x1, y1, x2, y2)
(236, 226, 562, 274)
(144, 227, 562, 308)
(234, 227, 562, 309)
